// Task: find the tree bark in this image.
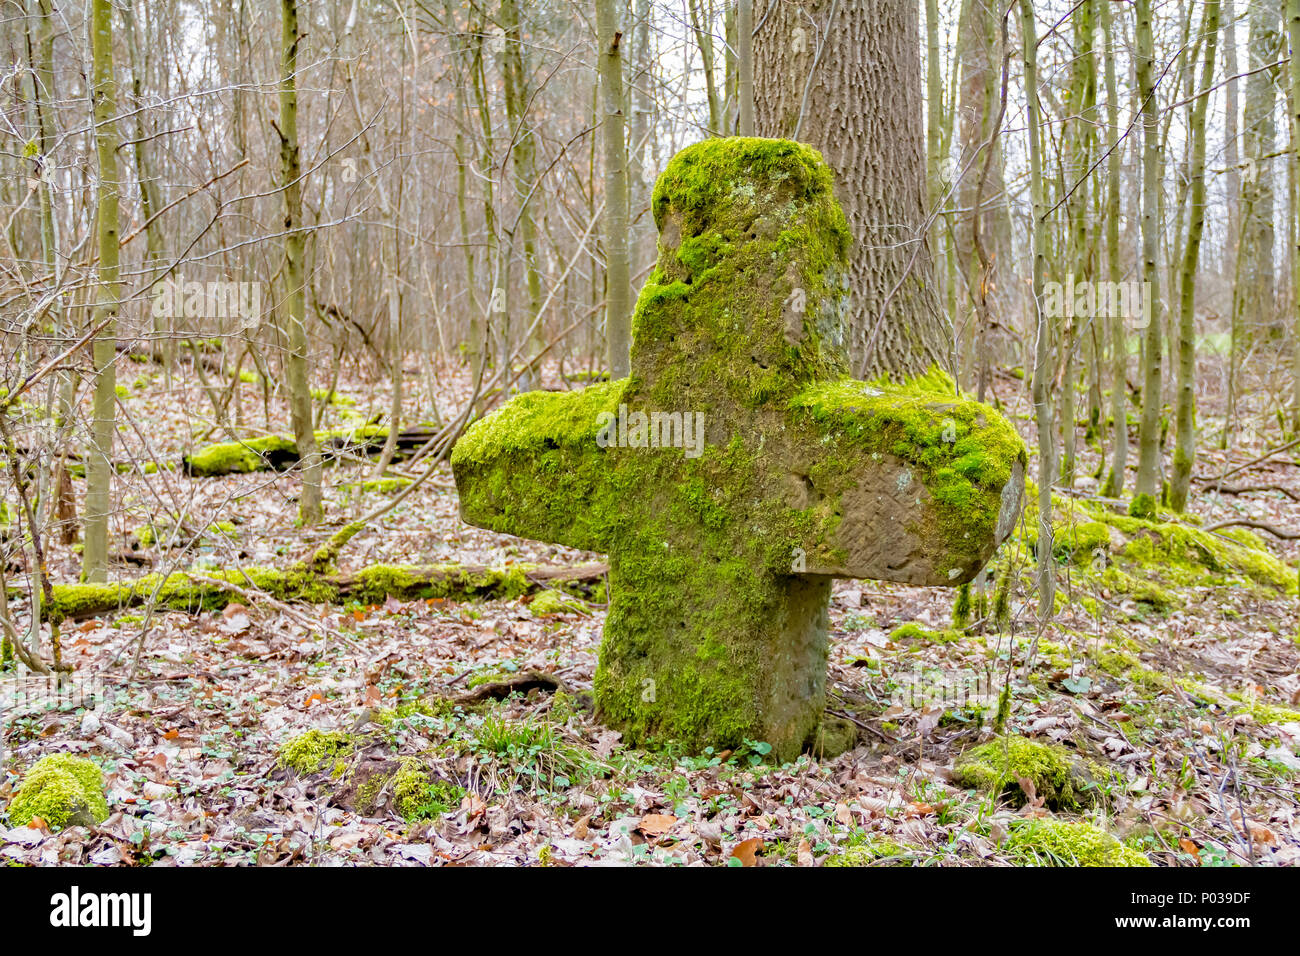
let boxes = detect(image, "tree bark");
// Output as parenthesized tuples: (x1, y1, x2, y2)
(1099, 0, 1128, 498)
(278, 0, 323, 525)
(84, 0, 122, 583)
(1132, 0, 1165, 518)
(754, 0, 953, 381)
(1169, 0, 1220, 512)
(1020, 0, 1054, 621)
(597, 0, 631, 378)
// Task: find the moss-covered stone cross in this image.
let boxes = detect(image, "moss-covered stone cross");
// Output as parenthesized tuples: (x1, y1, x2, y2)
(453, 138, 1026, 760)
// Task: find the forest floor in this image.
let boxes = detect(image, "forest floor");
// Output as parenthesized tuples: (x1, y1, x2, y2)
(2, 358, 1298, 866)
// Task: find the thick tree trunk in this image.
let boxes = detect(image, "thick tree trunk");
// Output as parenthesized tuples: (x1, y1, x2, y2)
(754, 0, 953, 381)
(1242, 4, 1281, 326)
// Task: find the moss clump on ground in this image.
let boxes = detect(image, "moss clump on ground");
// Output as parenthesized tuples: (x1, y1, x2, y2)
(182, 425, 391, 477)
(276, 730, 352, 775)
(347, 477, 412, 495)
(6, 754, 110, 830)
(1022, 489, 1295, 600)
(888, 622, 963, 644)
(392, 761, 465, 821)
(1006, 820, 1152, 867)
(953, 735, 1101, 809)
(529, 590, 587, 616)
(824, 838, 911, 866)
(136, 520, 237, 549)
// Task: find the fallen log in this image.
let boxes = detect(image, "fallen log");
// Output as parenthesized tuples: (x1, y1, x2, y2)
(181, 425, 442, 477)
(17, 561, 609, 621)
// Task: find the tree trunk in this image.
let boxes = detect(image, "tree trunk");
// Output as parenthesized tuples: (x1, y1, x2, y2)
(84, 0, 122, 583)
(1132, 0, 1165, 519)
(1020, 0, 1054, 622)
(1290, 0, 1300, 429)
(500, 0, 545, 389)
(278, 0, 323, 526)
(1242, 4, 1281, 329)
(597, 0, 631, 378)
(754, 0, 953, 381)
(1099, 0, 1128, 498)
(736, 0, 754, 135)
(1169, 0, 1220, 512)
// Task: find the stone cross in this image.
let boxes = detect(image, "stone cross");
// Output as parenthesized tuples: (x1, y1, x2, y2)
(452, 138, 1025, 760)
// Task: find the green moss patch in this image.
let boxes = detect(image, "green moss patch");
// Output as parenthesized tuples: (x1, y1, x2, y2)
(1023, 490, 1295, 600)
(824, 838, 912, 866)
(6, 754, 110, 830)
(1006, 820, 1152, 867)
(953, 735, 1103, 809)
(276, 730, 353, 775)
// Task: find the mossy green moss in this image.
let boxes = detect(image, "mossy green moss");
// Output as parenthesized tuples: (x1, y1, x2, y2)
(347, 477, 412, 495)
(184, 434, 300, 477)
(529, 590, 586, 616)
(824, 838, 911, 866)
(392, 761, 465, 820)
(953, 735, 1101, 809)
(37, 567, 336, 621)
(183, 425, 392, 477)
(28, 562, 580, 621)
(1128, 493, 1158, 520)
(1024, 491, 1294, 599)
(6, 754, 109, 830)
(348, 564, 532, 604)
(1006, 820, 1152, 867)
(888, 622, 963, 644)
(276, 730, 352, 775)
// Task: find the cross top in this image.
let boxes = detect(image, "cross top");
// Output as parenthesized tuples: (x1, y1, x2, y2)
(630, 138, 851, 398)
(453, 138, 1025, 759)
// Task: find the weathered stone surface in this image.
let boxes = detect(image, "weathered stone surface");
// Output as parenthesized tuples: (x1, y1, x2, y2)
(453, 138, 1025, 759)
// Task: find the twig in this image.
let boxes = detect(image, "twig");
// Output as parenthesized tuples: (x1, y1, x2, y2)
(1201, 518, 1300, 540)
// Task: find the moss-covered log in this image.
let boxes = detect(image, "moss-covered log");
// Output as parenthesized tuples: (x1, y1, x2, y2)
(181, 424, 441, 477)
(19, 562, 608, 621)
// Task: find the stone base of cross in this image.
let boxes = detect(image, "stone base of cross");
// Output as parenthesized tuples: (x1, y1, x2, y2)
(453, 138, 1025, 760)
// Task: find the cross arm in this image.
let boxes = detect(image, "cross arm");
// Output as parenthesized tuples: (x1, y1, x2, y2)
(785, 372, 1027, 586)
(451, 382, 627, 553)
